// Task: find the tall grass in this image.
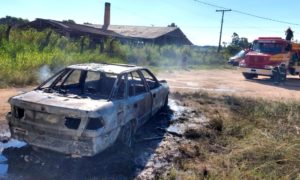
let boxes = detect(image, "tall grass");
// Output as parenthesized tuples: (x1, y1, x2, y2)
(165, 92, 300, 179)
(0, 25, 226, 87)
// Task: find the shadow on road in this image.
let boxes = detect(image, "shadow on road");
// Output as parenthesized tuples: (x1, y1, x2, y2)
(247, 77, 300, 91)
(1, 108, 174, 180)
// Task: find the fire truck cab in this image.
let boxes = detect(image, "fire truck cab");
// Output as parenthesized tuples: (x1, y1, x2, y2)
(239, 37, 300, 82)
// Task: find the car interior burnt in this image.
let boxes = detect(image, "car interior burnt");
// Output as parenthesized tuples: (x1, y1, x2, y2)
(112, 74, 126, 99)
(140, 69, 160, 90)
(128, 71, 147, 96)
(64, 117, 81, 129)
(38, 68, 118, 100)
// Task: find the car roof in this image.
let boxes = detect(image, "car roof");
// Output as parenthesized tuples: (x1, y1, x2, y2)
(67, 63, 144, 74)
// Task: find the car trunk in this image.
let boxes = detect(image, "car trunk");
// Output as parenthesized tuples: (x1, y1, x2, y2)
(7, 90, 109, 155)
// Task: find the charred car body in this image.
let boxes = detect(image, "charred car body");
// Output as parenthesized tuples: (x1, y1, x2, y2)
(7, 63, 169, 156)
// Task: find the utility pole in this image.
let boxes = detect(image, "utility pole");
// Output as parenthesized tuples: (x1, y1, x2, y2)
(216, 9, 231, 52)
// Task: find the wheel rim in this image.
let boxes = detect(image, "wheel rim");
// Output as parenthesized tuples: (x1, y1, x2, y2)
(120, 122, 132, 147)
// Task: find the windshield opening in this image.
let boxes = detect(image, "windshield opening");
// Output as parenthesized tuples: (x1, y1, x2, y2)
(37, 68, 118, 100)
(252, 42, 283, 54)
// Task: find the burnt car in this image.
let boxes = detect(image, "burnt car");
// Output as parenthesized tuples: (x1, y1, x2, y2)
(6, 63, 169, 156)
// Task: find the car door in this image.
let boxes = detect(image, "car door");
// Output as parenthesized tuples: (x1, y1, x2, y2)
(127, 71, 152, 128)
(139, 69, 162, 115)
(110, 73, 127, 127)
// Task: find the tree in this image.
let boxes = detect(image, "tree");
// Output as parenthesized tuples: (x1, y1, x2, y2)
(222, 33, 250, 58)
(168, 23, 177, 27)
(238, 37, 250, 49)
(62, 19, 76, 24)
(231, 32, 250, 49)
(222, 41, 227, 47)
(0, 16, 29, 26)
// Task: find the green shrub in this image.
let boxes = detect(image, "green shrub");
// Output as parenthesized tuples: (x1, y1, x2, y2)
(0, 26, 227, 87)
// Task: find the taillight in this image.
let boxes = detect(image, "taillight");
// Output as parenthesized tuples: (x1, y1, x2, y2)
(12, 106, 24, 119)
(64, 117, 81, 129)
(86, 117, 104, 130)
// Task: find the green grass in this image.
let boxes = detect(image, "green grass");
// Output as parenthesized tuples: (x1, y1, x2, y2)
(163, 92, 300, 179)
(0, 25, 228, 87)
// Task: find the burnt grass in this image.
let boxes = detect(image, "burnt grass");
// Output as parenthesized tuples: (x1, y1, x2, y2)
(162, 91, 300, 179)
(1, 91, 299, 179)
(1, 107, 175, 180)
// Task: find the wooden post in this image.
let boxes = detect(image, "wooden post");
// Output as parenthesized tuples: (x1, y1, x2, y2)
(99, 39, 104, 53)
(39, 31, 52, 51)
(5, 25, 12, 42)
(109, 39, 115, 57)
(80, 36, 85, 54)
(216, 9, 231, 52)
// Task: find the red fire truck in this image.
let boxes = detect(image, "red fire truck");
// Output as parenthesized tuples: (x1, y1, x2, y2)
(239, 37, 300, 82)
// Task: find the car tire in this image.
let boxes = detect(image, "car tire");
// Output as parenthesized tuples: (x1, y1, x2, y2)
(117, 120, 134, 147)
(242, 72, 256, 79)
(233, 61, 239, 66)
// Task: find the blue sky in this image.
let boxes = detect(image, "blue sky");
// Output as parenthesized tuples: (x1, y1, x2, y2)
(1, 0, 300, 45)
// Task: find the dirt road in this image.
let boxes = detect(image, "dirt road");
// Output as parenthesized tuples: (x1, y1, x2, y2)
(0, 88, 31, 122)
(1, 69, 300, 121)
(158, 69, 300, 100)
(0, 89, 19, 121)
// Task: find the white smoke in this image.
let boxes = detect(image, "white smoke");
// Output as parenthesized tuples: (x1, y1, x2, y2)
(37, 64, 63, 83)
(38, 65, 52, 83)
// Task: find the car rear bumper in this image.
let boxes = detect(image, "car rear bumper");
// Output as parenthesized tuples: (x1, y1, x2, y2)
(239, 67, 273, 76)
(7, 113, 118, 156)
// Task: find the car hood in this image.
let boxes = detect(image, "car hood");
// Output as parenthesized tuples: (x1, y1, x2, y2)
(9, 90, 111, 115)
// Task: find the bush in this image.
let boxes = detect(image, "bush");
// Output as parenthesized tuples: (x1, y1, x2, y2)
(0, 26, 227, 87)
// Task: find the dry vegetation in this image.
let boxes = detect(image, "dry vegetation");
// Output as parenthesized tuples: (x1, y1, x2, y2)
(0, 25, 228, 88)
(162, 91, 300, 179)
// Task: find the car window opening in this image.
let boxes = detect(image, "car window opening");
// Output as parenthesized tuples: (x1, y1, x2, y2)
(140, 69, 159, 90)
(38, 69, 118, 100)
(128, 71, 147, 96)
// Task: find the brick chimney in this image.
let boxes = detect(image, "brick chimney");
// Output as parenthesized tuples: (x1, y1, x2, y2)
(103, 2, 110, 28)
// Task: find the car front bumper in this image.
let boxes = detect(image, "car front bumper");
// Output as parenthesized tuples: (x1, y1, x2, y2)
(239, 67, 273, 76)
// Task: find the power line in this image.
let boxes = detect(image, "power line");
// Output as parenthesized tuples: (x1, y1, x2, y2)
(193, 0, 300, 26)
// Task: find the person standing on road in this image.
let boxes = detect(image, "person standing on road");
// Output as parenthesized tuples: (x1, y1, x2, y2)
(181, 55, 188, 70)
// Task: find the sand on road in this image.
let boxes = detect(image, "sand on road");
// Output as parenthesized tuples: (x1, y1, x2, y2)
(158, 69, 300, 100)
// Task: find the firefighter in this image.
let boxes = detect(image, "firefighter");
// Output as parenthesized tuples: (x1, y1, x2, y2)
(181, 55, 187, 70)
(272, 64, 287, 84)
(285, 27, 294, 41)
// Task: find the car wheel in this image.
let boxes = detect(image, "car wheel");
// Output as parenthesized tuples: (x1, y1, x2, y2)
(117, 121, 133, 147)
(242, 72, 256, 79)
(233, 61, 239, 66)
